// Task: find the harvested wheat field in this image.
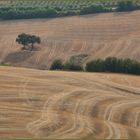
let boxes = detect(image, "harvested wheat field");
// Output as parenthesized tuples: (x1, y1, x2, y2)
(0, 66, 140, 139)
(0, 11, 140, 69)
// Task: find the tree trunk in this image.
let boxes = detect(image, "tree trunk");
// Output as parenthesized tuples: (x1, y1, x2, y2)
(22, 45, 26, 50)
(31, 43, 34, 51)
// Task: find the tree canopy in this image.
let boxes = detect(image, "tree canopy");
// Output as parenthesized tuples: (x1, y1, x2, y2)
(16, 33, 41, 50)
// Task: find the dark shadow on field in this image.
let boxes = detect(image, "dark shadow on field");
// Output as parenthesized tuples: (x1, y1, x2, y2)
(78, 13, 101, 18)
(3, 50, 35, 64)
(113, 11, 134, 16)
(79, 11, 135, 19)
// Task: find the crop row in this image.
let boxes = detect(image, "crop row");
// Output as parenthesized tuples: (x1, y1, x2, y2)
(0, 0, 139, 9)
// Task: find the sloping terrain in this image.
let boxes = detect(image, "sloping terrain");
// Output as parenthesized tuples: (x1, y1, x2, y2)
(0, 66, 140, 139)
(0, 11, 140, 69)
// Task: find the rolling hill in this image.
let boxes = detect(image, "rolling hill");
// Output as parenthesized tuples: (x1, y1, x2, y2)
(0, 11, 140, 69)
(0, 66, 140, 139)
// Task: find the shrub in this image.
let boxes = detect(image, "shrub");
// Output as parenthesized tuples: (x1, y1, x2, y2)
(50, 58, 83, 72)
(50, 59, 63, 70)
(63, 62, 83, 71)
(70, 54, 88, 65)
(86, 59, 105, 72)
(0, 62, 11, 66)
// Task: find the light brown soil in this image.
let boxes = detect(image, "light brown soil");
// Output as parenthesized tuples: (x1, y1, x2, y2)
(0, 66, 140, 139)
(0, 11, 140, 69)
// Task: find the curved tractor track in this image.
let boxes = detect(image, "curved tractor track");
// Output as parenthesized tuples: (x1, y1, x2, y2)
(0, 66, 140, 139)
(0, 11, 140, 68)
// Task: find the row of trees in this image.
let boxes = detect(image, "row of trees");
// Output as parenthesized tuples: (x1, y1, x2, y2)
(50, 57, 140, 75)
(0, 8, 58, 19)
(86, 57, 140, 75)
(80, 1, 139, 15)
(0, 1, 139, 20)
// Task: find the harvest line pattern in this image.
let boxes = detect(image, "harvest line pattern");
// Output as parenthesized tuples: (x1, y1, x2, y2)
(0, 11, 140, 69)
(0, 67, 139, 139)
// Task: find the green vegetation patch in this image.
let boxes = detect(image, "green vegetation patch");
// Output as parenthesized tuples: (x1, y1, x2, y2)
(50, 57, 140, 75)
(0, 0, 140, 19)
(86, 57, 140, 75)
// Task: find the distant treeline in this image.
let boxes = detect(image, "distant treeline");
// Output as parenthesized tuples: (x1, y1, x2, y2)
(86, 57, 140, 75)
(0, 1, 140, 20)
(50, 57, 140, 75)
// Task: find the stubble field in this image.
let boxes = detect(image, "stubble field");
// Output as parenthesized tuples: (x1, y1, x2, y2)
(0, 66, 140, 139)
(0, 11, 140, 69)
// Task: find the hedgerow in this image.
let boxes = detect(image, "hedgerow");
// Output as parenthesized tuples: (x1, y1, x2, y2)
(86, 57, 140, 75)
(0, 0, 140, 20)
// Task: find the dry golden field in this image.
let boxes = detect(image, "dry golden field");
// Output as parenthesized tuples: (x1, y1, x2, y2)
(0, 11, 140, 69)
(0, 66, 140, 139)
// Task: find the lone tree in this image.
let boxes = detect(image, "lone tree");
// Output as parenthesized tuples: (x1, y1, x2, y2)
(16, 33, 41, 50)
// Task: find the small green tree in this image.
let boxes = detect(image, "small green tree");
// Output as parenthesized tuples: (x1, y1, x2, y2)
(50, 59, 63, 70)
(63, 62, 83, 71)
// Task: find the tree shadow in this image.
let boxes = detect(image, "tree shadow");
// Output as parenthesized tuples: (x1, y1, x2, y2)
(22, 45, 41, 51)
(3, 50, 35, 64)
(113, 11, 134, 16)
(79, 13, 101, 18)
